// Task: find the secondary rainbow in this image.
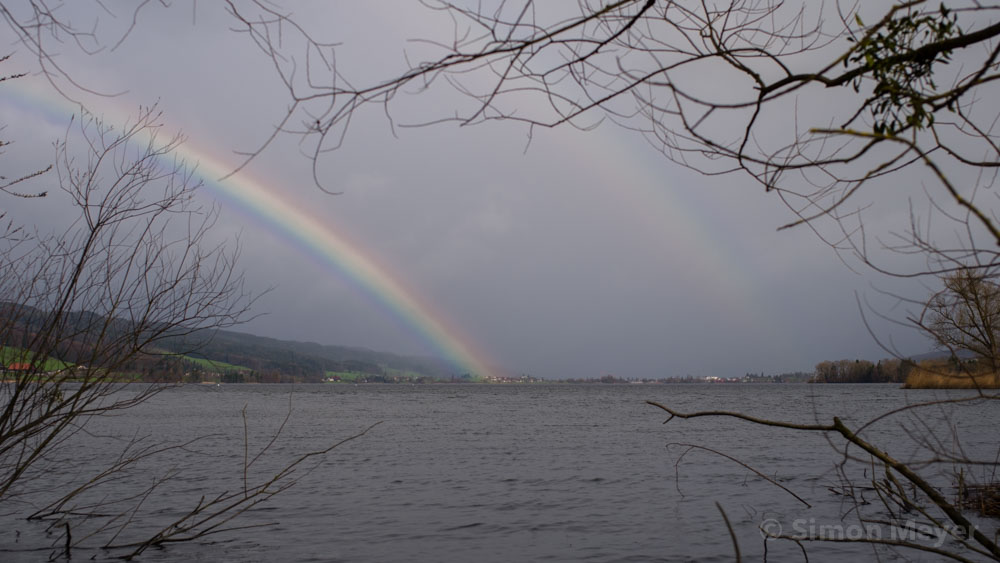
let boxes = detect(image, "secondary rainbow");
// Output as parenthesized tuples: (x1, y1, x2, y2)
(1, 80, 497, 379)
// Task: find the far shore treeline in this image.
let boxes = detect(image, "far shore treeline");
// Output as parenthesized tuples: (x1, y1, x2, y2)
(3, 304, 996, 387)
(813, 355, 1000, 389)
(812, 358, 912, 384)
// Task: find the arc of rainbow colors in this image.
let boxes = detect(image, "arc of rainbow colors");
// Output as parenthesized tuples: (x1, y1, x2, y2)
(186, 153, 497, 380)
(558, 126, 801, 365)
(1, 81, 497, 379)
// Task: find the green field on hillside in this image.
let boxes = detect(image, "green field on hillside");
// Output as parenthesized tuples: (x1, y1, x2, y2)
(1, 347, 72, 372)
(181, 356, 249, 373)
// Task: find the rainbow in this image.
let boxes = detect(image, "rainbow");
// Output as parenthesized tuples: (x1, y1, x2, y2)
(1, 79, 497, 379)
(558, 126, 798, 364)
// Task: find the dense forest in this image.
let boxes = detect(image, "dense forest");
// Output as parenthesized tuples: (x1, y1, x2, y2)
(812, 358, 915, 383)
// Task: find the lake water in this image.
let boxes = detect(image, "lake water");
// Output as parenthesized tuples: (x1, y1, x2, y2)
(1, 383, 997, 562)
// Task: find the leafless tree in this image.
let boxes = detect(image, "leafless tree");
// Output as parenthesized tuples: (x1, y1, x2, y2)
(0, 8, 393, 557)
(0, 103, 264, 556)
(910, 269, 1000, 382)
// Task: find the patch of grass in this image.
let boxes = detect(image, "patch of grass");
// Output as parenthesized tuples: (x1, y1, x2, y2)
(903, 367, 1000, 389)
(181, 356, 248, 373)
(958, 481, 1000, 517)
(324, 371, 367, 382)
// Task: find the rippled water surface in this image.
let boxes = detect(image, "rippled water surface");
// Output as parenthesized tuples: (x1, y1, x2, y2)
(1, 383, 997, 561)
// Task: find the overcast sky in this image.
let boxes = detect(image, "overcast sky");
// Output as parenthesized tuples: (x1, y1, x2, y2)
(0, 2, 934, 379)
